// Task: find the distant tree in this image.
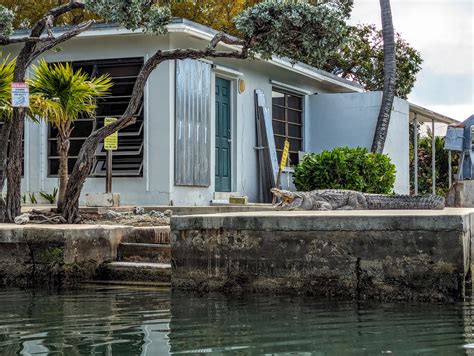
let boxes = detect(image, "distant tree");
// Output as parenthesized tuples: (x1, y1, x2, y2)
(372, 0, 396, 154)
(323, 24, 422, 99)
(0, 0, 354, 35)
(0, 0, 97, 28)
(29, 60, 112, 212)
(0, 0, 348, 222)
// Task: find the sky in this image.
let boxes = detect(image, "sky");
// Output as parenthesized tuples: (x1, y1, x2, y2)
(349, 0, 474, 122)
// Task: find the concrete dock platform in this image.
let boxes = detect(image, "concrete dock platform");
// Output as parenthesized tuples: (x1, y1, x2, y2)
(171, 209, 474, 302)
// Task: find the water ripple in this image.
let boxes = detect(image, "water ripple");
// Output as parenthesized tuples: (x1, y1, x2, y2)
(0, 288, 473, 355)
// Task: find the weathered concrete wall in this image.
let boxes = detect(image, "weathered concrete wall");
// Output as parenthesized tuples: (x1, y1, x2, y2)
(171, 209, 474, 302)
(0, 224, 131, 288)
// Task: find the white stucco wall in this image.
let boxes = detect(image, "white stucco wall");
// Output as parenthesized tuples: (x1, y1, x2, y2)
(6, 32, 174, 205)
(2, 29, 368, 206)
(168, 33, 343, 205)
(307, 92, 410, 194)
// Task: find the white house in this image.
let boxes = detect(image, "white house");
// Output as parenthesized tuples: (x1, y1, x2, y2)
(2, 19, 457, 206)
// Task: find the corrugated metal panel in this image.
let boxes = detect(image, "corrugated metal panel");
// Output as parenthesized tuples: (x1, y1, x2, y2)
(175, 59, 211, 186)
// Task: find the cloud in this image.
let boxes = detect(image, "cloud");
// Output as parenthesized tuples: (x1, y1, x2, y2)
(350, 0, 473, 75)
(349, 0, 474, 119)
(409, 69, 473, 105)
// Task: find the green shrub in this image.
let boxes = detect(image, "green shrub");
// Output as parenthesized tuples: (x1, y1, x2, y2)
(293, 147, 396, 194)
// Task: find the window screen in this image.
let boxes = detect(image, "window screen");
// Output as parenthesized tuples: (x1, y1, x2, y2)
(272, 89, 303, 166)
(48, 57, 145, 177)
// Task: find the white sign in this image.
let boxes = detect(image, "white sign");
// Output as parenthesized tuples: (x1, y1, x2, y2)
(11, 83, 29, 108)
(445, 127, 464, 151)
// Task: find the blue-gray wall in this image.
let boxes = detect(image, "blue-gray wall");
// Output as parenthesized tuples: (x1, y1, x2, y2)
(308, 92, 410, 194)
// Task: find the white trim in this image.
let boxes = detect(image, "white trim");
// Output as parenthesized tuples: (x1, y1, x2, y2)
(270, 80, 312, 96)
(40, 120, 47, 191)
(213, 65, 243, 79)
(269, 58, 363, 93)
(145, 53, 150, 192)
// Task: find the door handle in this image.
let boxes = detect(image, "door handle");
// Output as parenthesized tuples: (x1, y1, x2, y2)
(228, 139, 232, 143)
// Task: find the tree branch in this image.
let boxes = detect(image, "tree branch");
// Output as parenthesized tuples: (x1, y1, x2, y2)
(29, 1, 85, 38)
(30, 20, 95, 62)
(210, 32, 247, 48)
(0, 36, 45, 45)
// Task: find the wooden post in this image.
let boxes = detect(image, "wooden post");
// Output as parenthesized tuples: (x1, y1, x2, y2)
(448, 150, 452, 188)
(106, 150, 112, 194)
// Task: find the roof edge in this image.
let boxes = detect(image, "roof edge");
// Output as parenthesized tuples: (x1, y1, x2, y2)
(10, 18, 363, 93)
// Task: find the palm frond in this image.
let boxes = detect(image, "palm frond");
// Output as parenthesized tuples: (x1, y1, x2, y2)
(28, 59, 113, 126)
(0, 54, 15, 119)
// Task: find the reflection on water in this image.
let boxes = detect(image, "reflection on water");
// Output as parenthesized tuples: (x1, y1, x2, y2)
(0, 287, 473, 355)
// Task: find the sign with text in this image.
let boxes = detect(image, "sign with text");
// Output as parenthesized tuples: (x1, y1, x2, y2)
(11, 83, 29, 108)
(104, 117, 118, 151)
(280, 140, 290, 171)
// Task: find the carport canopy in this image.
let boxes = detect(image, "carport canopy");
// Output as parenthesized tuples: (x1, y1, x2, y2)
(409, 102, 459, 195)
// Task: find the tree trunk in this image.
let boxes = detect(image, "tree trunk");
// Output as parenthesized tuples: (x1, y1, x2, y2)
(5, 52, 29, 222)
(57, 122, 71, 212)
(5, 109, 25, 222)
(3, 1, 87, 222)
(371, 0, 396, 154)
(0, 119, 12, 223)
(61, 56, 164, 223)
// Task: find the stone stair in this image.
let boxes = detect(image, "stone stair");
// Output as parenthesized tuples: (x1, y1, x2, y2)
(92, 226, 172, 287)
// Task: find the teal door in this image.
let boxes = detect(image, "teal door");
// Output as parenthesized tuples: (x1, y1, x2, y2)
(215, 78, 232, 192)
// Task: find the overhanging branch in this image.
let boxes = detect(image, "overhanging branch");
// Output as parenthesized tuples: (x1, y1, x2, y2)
(210, 32, 247, 49)
(30, 20, 95, 62)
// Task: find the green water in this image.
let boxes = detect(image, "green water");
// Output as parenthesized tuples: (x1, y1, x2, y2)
(0, 287, 473, 355)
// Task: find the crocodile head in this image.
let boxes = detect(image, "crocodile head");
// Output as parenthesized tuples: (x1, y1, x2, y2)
(271, 188, 303, 210)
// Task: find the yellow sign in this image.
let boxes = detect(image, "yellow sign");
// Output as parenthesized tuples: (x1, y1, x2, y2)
(104, 117, 118, 151)
(280, 140, 290, 171)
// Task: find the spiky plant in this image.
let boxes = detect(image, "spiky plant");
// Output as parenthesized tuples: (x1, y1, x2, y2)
(0, 55, 14, 118)
(29, 60, 112, 211)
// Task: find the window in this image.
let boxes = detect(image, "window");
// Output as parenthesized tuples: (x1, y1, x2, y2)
(272, 89, 303, 166)
(48, 57, 145, 177)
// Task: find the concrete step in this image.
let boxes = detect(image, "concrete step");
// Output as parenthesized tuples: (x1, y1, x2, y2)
(213, 192, 240, 200)
(118, 242, 171, 263)
(98, 262, 171, 283)
(123, 226, 170, 244)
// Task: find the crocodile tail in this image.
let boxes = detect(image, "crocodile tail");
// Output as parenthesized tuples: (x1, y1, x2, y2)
(365, 194, 445, 210)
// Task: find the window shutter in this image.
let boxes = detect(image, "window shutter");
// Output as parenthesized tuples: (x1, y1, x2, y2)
(175, 59, 211, 186)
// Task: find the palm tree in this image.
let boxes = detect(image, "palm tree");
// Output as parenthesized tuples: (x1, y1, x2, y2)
(371, 0, 396, 153)
(29, 60, 112, 211)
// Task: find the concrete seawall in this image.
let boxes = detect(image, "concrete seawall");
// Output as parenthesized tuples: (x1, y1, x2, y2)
(171, 209, 474, 302)
(0, 224, 169, 288)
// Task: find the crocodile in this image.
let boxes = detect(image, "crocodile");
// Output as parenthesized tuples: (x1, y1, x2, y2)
(271, 188, 445, 211)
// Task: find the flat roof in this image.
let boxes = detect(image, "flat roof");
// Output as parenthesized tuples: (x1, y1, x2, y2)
(409, 102, 458, 125)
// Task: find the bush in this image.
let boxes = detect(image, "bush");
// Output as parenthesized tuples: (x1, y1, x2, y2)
(293, 147, 396, 194)
(409, 135, 458, 196)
